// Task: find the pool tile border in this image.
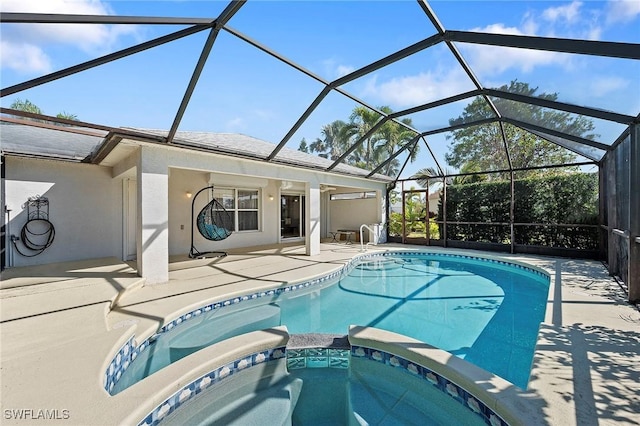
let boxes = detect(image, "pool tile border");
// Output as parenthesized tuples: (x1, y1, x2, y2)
(105, 250, 548, 393)
(351, 345, 509, 426)
(104, 336, 135, 393)
(136, 346, 286, 426)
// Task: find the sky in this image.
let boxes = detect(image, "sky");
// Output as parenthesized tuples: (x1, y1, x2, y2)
(1, 0, 639, 179)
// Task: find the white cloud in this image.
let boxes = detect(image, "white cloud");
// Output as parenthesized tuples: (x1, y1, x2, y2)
(606, 0, 640, 24)
(321, 58, 355, 79)
(521, 12, 540, 36)
(462, 24, 569, 76)
(0, 40, 52, 73)
(1, 0, 138, 74)
(457, 0, 640, 79)
(589, 76, 630, 97)
(336, 65, 355, 78)
(1, 0, 113, 14)
(542, 1, 583, 23)
(225, 117, 245, 131)
(360, 69, 473, 109)
(586, 26, 603, 40)
(523, 2, 605, 41)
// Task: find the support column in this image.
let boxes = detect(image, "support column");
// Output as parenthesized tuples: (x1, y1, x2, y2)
(629, 124, 639, 303)
(137, 147, 169, 284)
(305, 182, 321, 256)
(378, 188, 387, 244)
(605, 153, 618, 274)
(510, 171, 515, 254)
(443, 177, 448, 247)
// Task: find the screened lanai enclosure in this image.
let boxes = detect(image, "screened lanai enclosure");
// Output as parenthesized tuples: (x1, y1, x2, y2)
(0, 1, 638, 301)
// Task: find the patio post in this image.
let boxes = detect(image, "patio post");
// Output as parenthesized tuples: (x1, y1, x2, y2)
(510, 171, 515, 254)
(305, 182, 321, 256)
(629, 123, 639, 303)
(136, 147, 169, 284)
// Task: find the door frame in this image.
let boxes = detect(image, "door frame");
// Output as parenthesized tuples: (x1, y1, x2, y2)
(122, 178, 137, 261)
(280, 192, 305, 241)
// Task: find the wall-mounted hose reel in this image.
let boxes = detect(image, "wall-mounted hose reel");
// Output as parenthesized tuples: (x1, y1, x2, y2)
(12, 195, 55, 257)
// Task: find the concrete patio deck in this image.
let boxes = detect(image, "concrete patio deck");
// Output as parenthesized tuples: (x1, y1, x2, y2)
(1, 243, 638, 425)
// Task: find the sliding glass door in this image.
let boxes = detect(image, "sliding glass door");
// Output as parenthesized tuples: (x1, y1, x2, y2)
(280, 194, 305, 239)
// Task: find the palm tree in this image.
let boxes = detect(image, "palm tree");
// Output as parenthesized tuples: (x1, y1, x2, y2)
(452, 161, 487, 184)
(376, 117, 417, 176)
(305, 105, 418, 174)
(412, 166, 453, 188)
(346, 106, 385, 169)
(309, 120, 350, 160)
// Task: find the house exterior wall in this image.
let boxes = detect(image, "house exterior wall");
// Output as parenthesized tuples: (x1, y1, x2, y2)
(329, 195, 381, 240)
(2, 143, 389, 269)
(4, 156, 122, 267)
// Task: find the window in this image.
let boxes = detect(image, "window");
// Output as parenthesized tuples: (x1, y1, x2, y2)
(330, 191, 376, 201)
(213, 188, 260, 232)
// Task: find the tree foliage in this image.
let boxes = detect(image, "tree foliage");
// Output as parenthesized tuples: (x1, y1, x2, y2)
(10, 99, 43, 115)
(388, 191, 440, 239)
(9, 98, 79, 124)
(298, 137, 309, 153)
(445, 81, 597, 176)
(298, 105, 417, 176)
(56, 112, 79, 121)
(438, 172, 598, 249)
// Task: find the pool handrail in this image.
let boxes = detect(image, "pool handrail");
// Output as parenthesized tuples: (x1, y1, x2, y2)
(359, 223, 379, 252)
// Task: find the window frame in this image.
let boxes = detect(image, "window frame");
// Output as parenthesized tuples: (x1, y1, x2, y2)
(329, 191, 377, 201)
(213, 187, 261, 233)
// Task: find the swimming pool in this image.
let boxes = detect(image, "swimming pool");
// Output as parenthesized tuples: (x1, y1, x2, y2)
(110, 251, 549, 393)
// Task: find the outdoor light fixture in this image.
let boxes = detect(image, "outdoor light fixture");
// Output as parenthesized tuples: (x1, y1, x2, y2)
(186, 191, 192, 199)
(269, 194, 274, 201)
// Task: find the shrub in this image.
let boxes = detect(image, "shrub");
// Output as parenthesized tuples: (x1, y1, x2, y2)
(437, 172, 598, 249)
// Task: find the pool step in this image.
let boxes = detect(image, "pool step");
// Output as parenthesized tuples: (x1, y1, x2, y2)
(169, 304, 281, 363)
(355, 258, 404, 271)
(163, 369, 303, 426)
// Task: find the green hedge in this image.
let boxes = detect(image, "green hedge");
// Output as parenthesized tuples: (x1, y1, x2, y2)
(437, 172, 598, 249)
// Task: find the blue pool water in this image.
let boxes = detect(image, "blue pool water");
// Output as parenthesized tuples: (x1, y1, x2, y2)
(280, 254, 549, 388)
(114, 252, 549, 393)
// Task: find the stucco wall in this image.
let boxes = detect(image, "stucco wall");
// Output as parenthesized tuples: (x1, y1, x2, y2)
(4, 156, 122, 267)
(329, 195, 381, 241)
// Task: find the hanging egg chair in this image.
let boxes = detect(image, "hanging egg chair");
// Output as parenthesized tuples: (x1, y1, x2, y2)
(189, 186, 232, 258)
